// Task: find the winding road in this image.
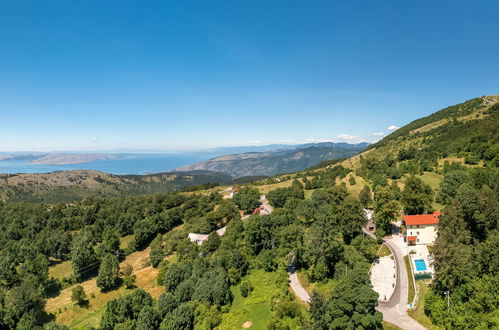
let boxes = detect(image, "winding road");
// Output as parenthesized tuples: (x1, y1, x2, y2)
(377, 238, 427, 330)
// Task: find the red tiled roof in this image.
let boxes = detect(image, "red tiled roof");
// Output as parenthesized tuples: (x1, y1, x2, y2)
(404, 212, 441, 226)
(408, 236, 417, 242)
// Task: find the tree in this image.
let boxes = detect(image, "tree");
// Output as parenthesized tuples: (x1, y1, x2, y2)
(159, 304, 194, 330)
(325, 267, 382, 329)
(71, 285, 87, 306)
(100, 229, 120, 254)
(123, 265, 136, 289)
(348, 175, 356, 185)
(3, 280, 45, 328)
(158, 293, 178, 318)
(336, 197, 365, 243)
(359, 185, 372, 208)
(375, 200, 401, 234)
(233, 187, 261, 213)
(71, 233, 98, 282)
(43, 322, 70, 330)
(149, 235, 164, 268)
(97, 254, 120, 291)
(136, 306, 160, 330)
(240, 280, 254, 297)
(202, 231, 221, 253)
(401, 176, 433, 215)
(436, 170, 470, 204)
(308, 290, 328, 330)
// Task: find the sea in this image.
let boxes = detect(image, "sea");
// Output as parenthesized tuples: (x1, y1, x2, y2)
(0, 153, 211, 175)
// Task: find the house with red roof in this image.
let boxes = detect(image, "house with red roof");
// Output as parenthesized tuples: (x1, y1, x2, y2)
(403, 211, 441, 246)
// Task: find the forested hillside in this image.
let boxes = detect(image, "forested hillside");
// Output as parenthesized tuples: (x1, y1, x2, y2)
(0, 96, 497, 329)
(175, 143, 368, 178)
(0, 170, 233, 203)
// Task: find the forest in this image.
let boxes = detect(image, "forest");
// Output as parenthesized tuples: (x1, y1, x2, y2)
(0, 96, 497, 329)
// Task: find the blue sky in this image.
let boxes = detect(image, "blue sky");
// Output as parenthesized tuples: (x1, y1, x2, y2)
(0, 0, 498, 151)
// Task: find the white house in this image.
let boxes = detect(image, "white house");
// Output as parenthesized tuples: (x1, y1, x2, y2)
(188, 225, 227, 245)
(404, 212, 440, 246)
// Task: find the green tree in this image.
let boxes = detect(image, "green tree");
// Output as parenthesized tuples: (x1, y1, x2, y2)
(158, 293, 178, 318)
(240, 280, 254, 297)
(233, 187, 261, 212)
(149, 235, 164, 268)
(359, 185, 372, 208)
(71, 285, 87, 306)
(202, 231, 221, 253)
(3, 280, 45, 329)
(336, 197, 365, 243)
(100, 229, 120, 254)
(136, 306, 160, 330)
(97, 254, 120, 291)
(325, 267, 382, 329)
(308, 290, 328, 330)
(348, 175, 356, 185)
(375, 200, 401, 234)
(436, 170, 470, 204)
(123, 265, 136, 289)
(401, 176, 433, 215)
(71, 233, 98, 282)
(159, 304, 194, 330)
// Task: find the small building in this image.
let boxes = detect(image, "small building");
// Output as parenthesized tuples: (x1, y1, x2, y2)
(404, 212, 440, 246)
(364, 209, 376, 233)
(188, 225, 228, 245)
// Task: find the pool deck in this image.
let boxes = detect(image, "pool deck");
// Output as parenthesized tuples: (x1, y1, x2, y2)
(408, 245, 434, 275)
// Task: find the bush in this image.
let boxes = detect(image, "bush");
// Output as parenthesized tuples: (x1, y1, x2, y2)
(240, 280, 254, 297)
(71, 285, 87, 306)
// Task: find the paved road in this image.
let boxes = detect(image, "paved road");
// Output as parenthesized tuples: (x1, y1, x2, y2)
(289, 271, 310, 303)
(377, 238, 427, 330)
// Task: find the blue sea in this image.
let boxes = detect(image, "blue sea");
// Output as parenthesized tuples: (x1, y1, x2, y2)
(0, 153, 211, 175)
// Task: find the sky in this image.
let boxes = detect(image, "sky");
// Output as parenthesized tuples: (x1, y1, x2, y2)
(0, 0, 498, 152)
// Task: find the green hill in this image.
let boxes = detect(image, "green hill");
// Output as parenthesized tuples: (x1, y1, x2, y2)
(0, 170, 233, 203)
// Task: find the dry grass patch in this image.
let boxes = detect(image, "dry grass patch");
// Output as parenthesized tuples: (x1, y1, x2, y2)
(47, 246, 163, 328)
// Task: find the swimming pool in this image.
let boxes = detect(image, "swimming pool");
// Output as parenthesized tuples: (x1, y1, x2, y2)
(414, 259, 427, 271)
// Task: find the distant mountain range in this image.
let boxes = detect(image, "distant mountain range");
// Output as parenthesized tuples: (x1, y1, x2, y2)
(175, 142, 369, 178)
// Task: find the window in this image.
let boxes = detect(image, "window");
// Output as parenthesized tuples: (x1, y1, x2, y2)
(410, 232, 412, 235)
(417, 231, 419, 235)
(417, 239, 420, 242)
(417, 225, 419, 228)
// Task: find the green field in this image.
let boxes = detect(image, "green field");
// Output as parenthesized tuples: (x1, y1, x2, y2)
(219, 270, 284, 329)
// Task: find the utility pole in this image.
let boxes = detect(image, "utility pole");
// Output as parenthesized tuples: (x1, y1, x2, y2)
(444, 291, 450, 311)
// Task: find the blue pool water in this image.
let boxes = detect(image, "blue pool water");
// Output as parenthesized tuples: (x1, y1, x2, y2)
(414, 259, 427, 271)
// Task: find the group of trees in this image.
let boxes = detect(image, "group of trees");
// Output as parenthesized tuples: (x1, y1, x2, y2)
(267, 180, 305, 208)
(424, 166, 498, 329)
(308, 266, 383, 329)
(0, 191, 221, 328)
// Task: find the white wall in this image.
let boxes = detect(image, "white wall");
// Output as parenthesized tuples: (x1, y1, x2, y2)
(407, 224, 437, 245)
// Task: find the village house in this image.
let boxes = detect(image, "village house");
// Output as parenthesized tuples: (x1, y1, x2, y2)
(403, 211, 440, 246)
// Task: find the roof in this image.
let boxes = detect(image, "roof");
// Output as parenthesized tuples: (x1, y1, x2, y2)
(404, 212, 441, 226)
(408, 236, 417, 242)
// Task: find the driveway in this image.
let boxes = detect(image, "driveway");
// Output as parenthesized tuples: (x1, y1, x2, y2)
(289, 271, 310, 303)
(377, 238, 427, 330)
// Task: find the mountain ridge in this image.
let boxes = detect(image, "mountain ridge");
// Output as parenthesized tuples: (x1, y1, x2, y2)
(174, 142, 368, 178)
